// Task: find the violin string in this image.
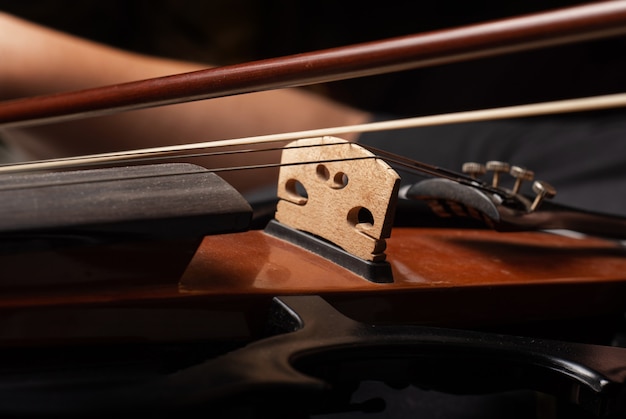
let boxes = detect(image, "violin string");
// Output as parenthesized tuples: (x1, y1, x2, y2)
(0, 154, 376, 193)
(0, 141, 333, 174)
(1, 92, 626, 175)
(363, 145, 471, 181)
(361, 144, 508, 195)
(0, 140, 496, 197)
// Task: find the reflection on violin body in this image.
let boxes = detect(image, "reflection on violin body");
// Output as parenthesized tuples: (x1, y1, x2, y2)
(1, 2, 626, 418)
(0, 140, 626, 417)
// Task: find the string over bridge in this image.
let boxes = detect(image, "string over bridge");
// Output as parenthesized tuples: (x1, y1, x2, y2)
(274, 137, 400, 262)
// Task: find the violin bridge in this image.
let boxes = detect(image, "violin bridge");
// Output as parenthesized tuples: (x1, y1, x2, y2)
(273, 136, 400, 262)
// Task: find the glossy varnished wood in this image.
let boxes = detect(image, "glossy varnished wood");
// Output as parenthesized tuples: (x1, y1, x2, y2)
(1, 227, 624, 306)
(182, 227, 626, 290)
(182, 228, 626, 325)
(0, 227, 624, 344)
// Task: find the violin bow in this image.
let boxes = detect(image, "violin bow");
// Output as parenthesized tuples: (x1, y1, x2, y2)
(0, 1, 626, 127)
(1, 1, 626, 243)
(2, 5, 626, 417)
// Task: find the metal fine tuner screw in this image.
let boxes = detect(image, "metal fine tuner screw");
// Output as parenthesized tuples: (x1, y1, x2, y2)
(530, 180, 557, 211)
(462, 162, 486, 179)
(510, 165, 535, 194)
(485, 161, 510, 188)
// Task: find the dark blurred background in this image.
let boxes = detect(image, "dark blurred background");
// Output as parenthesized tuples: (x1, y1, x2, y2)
(1, 0, 625, 116)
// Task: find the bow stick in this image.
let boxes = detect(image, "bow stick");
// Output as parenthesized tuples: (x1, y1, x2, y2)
(0, 1, 626, 127)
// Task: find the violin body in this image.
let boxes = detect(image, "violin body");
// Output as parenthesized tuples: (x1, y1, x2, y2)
(2, 223, 625, 341)
(0, 224, 626, 417)
(1, 2, 626, 417)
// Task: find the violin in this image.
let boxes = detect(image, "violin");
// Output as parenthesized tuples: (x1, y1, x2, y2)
(1, 2, 626, 417)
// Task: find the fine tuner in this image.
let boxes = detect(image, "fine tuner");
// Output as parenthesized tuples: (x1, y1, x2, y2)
(405, 160, 626, 240)
(2, 4, 626, 416)
(461, 160, 556, 212)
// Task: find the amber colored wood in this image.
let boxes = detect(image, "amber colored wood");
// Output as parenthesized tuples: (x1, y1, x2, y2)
(0, 227, 624, 341)
(2, 1, 626, 127)
(181, 228, 626, 311)
(182, 227, 626, 329)
(0, 2, 625, 345)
